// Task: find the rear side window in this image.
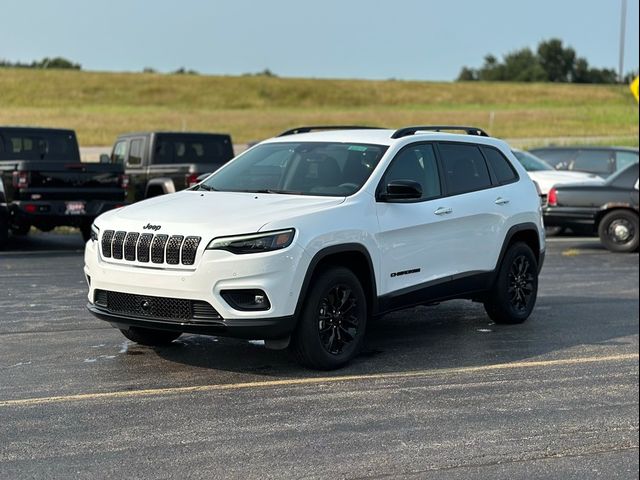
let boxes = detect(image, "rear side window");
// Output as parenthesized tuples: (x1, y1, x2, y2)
(616, 151, 639, 171)
(383, 144, 441, 200)
(482, 147, 517, 184)
(128, 139, 143, 166)
(154, 135, 233, 164)
(571, 150, 613, 175)
(438, 143, 492, 195)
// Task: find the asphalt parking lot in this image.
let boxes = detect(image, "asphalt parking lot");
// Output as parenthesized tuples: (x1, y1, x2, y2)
(0, 233, 638, 479)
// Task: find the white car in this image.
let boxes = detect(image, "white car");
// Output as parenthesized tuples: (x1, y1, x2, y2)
(512, 149, 604, 201)
(85, 126, 545, 369)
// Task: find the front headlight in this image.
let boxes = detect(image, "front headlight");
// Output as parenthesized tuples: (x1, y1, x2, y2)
(206, 229, 295, 254)
(90, 224, 100, 242)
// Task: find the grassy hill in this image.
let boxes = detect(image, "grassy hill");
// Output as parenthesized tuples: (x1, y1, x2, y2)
(0, 68, 637, 146)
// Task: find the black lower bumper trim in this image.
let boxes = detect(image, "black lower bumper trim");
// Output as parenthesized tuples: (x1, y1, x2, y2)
(87, 303, 296, 339)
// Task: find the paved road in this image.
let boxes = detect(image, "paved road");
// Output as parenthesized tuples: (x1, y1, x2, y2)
(0, 235, 638, 479)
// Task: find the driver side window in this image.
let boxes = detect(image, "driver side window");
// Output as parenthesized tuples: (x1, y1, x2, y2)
(383, 144, 441, 200)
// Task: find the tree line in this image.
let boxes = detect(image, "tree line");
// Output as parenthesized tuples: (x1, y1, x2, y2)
(457, 38, 635, 84)
(0, 57, 81, 70)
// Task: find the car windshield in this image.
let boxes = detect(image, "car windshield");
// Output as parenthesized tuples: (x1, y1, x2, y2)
(512, 150, 553, 171)
(200, 142, 387, 196)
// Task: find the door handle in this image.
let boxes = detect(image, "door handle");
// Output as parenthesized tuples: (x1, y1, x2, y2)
(495, 197, 510, 205)
(434, 207, 453, 216)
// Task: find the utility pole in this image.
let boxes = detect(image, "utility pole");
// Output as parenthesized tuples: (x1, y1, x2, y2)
(618, 0, 627, 82)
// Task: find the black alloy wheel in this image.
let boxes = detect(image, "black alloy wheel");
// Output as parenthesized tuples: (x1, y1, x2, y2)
(291, 266, 367, 370)
(318, 284, 361, 355)
(484, 242, 538, 324)
(507, 255, 535, 314)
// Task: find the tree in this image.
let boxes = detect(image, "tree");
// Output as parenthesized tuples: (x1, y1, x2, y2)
(536, 38, 575, 82)
(501, 48, 546, 82)
(457, 66, 477, 81)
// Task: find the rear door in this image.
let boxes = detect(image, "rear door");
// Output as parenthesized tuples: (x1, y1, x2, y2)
(432, 142, 509, 274)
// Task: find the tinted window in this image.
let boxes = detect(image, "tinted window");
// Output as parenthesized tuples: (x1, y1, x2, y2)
(112, 141, 127, 164)
(439, 143, 492, 195)
(571, 150, 614, 175)
(0, 130, 79, 162)
(128, 139, 143, 166)
(483, 147, 517, 184)
(205, 142, 387, 196)
(154, 135, 232, 164)
(616, 151, 639, 171)
(383, 144, 440, 200)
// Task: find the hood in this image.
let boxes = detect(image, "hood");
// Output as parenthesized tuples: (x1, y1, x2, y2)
(96, 190, 345, 237)
(527, 170, 604, 194)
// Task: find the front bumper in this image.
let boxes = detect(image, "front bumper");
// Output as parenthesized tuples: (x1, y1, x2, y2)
(87, 303, 296, 339)
(84, 237, 308, 339)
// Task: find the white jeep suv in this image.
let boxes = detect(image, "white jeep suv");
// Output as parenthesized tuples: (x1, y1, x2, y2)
(85, 126, 545, 369)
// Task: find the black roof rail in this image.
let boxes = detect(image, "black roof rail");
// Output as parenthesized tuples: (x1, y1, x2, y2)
(278, 125, 382, 137)
(391, 125, 489, 139)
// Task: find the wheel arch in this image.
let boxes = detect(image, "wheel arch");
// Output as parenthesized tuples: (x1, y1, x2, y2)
(294, 243, 378, 319)
(497, 223, 542, 272)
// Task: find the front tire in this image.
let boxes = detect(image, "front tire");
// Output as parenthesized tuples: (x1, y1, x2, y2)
(120, 327, 181, 346)
(484, 242, 538, 324)
(0, 215, 8, 250)
(598, 210, 639, 253)
(291, 267, 367, 370)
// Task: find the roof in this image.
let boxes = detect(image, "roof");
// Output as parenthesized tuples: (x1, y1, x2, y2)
(263, 128, 508, 149)
(0, 126, 76, 134)
(116, 131, 231, 138)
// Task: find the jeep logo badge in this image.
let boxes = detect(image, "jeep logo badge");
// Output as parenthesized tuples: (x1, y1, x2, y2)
(143, 223, 161, 231)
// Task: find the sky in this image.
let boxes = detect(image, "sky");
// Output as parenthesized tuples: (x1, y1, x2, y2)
(1, 0, 638, 81)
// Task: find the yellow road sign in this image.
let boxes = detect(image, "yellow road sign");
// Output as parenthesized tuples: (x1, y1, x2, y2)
(631, 76, 639, 103)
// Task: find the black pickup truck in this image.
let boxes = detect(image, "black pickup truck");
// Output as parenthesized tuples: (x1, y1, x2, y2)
(0, 127, 126, 247)
(103, 132, 234, 202)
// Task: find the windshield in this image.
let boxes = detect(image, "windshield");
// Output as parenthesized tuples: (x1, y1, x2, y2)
(0, 130, 80, 162)
(512, 150, 553, 171)
(201, 142, 388, 196)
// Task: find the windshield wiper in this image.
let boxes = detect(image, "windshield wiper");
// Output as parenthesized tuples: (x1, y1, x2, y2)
(194, 184, 215, 191)
(247, 189, 304, 195)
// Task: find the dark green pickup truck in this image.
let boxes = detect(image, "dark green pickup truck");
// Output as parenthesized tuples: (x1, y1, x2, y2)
(104, 131, 234, 203)
(0, 127, 126, 248)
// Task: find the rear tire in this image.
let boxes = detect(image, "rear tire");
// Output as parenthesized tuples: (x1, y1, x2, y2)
(290, 267, 367, 370)
(11, 223, 30, 236)
(598, 210, 639, 253)
(120, 327, 181, 346)
(484, 242, 538, 325)
(0, 215, 8, 250)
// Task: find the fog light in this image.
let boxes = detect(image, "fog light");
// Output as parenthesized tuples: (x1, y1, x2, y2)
(221, 289, 271, 311)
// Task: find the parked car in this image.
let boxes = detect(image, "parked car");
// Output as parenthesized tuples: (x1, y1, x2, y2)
(0, 127, 126, 245)
(544, 162, 639, 252)
(86, 125, 544, 369)
(530, 146, 638, 177)
(104, 132, 234, 203)
(512, 149, 604, 202)
(0, 178, 8, 249)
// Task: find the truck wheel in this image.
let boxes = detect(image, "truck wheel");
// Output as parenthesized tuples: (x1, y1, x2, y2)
(290, 267, 367, 370)
(484, 242, 538, 325)
(0, 216, 8, 250)
(120, 327, 181, 346)
(598, 210, 639, 253)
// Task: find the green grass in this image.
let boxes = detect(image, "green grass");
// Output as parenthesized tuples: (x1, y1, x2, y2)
(0, 68, 637, 146)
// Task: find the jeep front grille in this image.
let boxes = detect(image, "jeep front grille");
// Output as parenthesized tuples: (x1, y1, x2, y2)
(94, 289, 221, 322)
(101, 230, 201, 266)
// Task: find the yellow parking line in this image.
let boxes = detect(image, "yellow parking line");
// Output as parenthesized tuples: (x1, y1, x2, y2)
(1, 353, 637, 408)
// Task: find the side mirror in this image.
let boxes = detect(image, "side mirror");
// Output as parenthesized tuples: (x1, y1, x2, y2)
(379, 180, 423, 201)
(99, 154, 111, 164)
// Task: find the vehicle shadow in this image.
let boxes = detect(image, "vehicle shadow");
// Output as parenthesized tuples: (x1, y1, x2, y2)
(151, 294, 638, 378)
(0, 231, 85, 254)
